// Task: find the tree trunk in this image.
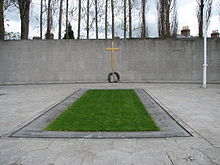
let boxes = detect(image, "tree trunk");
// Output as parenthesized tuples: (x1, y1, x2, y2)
(219, 2, 220, 22)
(128, 0, 132, 38)
(78, 0, 81, 39)
(111, 0, 114, 39)
(46, 0, 52, 39)
(165, 1, 170, 38)
(0, 0, 4, 40)
(124, 0, 126, 39)
(95, 0, 98, 39)
(171, 0, 178, 37)
(158, 0, 177, 38)
(105, 0, 108, 39)
(197, 0, 212, 37)
(18, 0, 31, 39)
(161, 0, 165, 37)
(141, 0, 146, 38)
(199, 0, 204, 37)
(40, 0, 43, 39)
(86, 0, 89, 39)
(66, 0, 69, 39)
(157, 0, 166, 38)
(157, 1, 161, 37)
(58, 0, 63, 39)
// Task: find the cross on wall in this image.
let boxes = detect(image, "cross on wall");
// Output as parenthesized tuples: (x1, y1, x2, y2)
(105, 41, 120, 72)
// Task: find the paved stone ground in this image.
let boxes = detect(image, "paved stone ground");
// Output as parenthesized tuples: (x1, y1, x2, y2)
(0, 83, 220, 165)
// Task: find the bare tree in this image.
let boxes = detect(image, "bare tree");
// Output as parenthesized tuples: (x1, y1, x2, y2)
(39, 0, 43, 39)
(124, 0, 126, 38)
(95, 0, 98, 39)
(197, 0, 204, 37)
(105, 0, 108, 39)
(157, 0, 177, 38)
(58, 0, 63, 39)
(111, 0, 114, 39)
(196, 0, 212, 37)
(44, 0, 60, 39)
(86, 0, 89, 39)
(171, 0, 178, 37)
(165, 1, 170, 37)
(219, 2, 220, 23)
(128, 0, 132, 38)
(4, 0, 14, 11)
(157, 0, 163, 37)
(46, 0, 52, 39)
(219, 2, 220, 22)
(0, 0, 14, 40)
(141, 0, 147, 38)
(77, 0, 81, 39)
(66, 0, 69, 39)
(0, 0, 4, 40)
(157, 0, 169, 38)
(17, 0, 31, 39)
(1, 0, 18, 40)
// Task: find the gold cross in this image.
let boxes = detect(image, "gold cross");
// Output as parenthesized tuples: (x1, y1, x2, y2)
(105, 41, 120, 71)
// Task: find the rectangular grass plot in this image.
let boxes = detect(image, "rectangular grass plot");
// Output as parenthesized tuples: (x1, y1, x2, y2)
(46, 90, 160, 131)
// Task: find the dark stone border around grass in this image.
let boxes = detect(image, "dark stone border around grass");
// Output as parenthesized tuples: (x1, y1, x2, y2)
(10, 89, 191, 139)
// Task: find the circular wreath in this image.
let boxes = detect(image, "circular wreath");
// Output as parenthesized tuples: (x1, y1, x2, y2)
(108, 72, 120, 83)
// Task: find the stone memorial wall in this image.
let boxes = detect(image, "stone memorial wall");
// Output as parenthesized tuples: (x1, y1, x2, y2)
(0, 39, 219, 84)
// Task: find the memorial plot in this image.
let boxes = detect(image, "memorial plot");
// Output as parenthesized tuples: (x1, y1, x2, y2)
(10, 89, 191, 139)
(46, 89, 159, 131)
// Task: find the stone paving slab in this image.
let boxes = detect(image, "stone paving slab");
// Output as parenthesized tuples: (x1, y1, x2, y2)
(143, 84, 220, 148)
(0, 84, 78, 137)
(0, 83, 220, 165)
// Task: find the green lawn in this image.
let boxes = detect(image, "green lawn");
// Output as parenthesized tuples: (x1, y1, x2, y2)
(46, 89, 160, 131)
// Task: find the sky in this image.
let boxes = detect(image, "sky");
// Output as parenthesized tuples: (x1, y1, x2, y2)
(4, 0, 220, 39)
